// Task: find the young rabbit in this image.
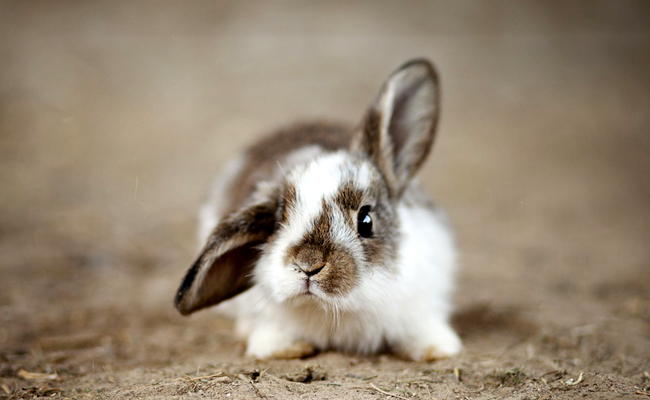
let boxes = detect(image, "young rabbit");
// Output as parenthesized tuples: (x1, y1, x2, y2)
(174, 59, 462, 361)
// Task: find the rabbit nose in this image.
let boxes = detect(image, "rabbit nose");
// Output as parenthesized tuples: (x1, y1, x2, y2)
(302, 263, 326, 277)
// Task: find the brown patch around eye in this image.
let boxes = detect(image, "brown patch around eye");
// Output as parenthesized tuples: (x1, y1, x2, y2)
(354, 185, 400, 271)
(334, 183, 364, 212)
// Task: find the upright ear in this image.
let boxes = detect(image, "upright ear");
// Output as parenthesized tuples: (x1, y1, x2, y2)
(352, 59, 440, 198)
(174, 201, 276, 315)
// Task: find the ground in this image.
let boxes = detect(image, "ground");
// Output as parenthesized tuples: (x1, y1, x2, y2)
(1, 1, 650, 399)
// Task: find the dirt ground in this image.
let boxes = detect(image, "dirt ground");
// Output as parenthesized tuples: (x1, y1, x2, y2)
(1, 1, 650, 399)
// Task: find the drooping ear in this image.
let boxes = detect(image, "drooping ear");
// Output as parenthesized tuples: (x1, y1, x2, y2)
(174, 201, 276, 315)
(352, 59, 440, 198)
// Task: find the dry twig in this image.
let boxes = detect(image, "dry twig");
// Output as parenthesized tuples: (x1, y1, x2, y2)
(453, 367, 461, 382)
(368, 383, 411, 400)
(181, 372, 229, 382)
(250, 381, 266, 398)
(564, 372, 584, 386)
(17, 369, 58, 381)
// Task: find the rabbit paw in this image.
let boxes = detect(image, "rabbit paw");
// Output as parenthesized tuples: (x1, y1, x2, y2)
(246, 325, 315, 359)
(396, 322, 462, 361)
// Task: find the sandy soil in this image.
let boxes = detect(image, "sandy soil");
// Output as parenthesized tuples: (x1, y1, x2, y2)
(1, 1, 650, 399)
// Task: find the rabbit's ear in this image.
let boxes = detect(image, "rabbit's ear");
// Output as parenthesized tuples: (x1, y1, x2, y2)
(174, 201, 276, 315)
(353, 59, 440, 198)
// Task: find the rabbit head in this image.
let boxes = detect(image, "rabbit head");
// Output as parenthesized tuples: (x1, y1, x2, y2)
(175, 59, 440, 316)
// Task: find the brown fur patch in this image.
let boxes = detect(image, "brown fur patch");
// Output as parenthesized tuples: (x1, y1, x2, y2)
(333, 183, 363, 214)
(206, 202, 277, 248)
(392, 344, 453, 361)
(421, 345, 454, 361)
(276, 183, 297, 225)
(224, 122, 352, 216)
(268, 341, 316, 360)
(314, 250, 356, 295)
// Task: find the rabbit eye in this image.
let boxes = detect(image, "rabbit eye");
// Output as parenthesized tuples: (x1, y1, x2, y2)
(357, 205, 373, 238)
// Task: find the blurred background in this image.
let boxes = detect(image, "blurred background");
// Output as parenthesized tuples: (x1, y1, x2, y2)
(1, 0, 649, 395)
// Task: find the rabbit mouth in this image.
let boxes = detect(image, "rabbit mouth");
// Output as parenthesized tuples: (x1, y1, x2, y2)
(302, 278, 313, 294)
(290, 277, 333, 303)
(298, 277, 323, 297)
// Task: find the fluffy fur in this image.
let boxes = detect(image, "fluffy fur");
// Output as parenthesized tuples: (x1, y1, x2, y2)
(175, 59, 462, 361)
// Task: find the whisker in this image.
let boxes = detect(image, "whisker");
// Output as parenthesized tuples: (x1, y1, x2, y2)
(276, 161, 287, 178)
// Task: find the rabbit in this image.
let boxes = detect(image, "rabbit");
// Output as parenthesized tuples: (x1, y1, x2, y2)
(174, 59, 462, 361)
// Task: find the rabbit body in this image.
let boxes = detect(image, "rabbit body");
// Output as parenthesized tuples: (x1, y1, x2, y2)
(175, 60, 462, 361)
